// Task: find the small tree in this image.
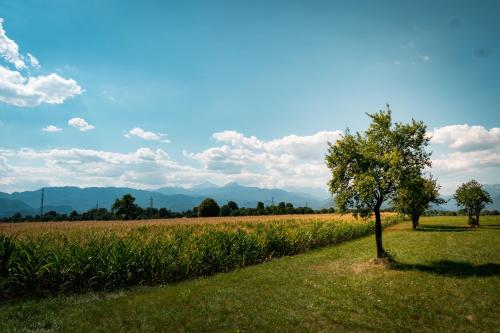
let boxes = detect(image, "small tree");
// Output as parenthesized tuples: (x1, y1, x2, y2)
(112, 194, 139, 220)
(227, 201, 239, 211)
(454, 180, 492, 227)
(198, 198, 220, 217)
(393, 175, 445, 229)
(325, 107, 430, 258)
(220, 204, 231, 216)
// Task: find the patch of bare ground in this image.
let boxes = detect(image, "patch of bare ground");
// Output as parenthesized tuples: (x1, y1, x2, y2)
(311, 258, 392, 274)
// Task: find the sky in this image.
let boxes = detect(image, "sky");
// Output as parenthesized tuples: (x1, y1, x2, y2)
(0, 0, 499, 195)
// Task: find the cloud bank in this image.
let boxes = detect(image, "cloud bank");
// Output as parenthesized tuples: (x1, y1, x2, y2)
(0, 126, 498, 193)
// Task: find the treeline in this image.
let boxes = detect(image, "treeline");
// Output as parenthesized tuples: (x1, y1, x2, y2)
(0, 194, 333, 223)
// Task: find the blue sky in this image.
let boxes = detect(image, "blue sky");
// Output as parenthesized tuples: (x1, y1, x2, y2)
(0, 0, 499, 194)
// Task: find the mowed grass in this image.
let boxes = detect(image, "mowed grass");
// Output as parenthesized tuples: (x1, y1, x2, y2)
(1, 215, 499, 332)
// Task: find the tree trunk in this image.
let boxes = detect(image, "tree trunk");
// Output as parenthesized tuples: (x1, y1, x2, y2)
(476, 210, 480, 227)
(374, 207, 386, 258)
(411, 211, 419, 229)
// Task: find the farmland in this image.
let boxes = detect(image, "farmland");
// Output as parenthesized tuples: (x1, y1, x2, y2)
(0, 214, 400, 299)
(0, 215, 498, 332)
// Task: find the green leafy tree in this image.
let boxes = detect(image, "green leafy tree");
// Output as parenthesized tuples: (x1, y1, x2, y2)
(256, 202, 265, 210)
(227, 201, 239, 211)
(112, 194, 139, 220)
(454, 180, 492, 227)
(220, 204, 231, 216)
(393, 175, 445, 229)
(198, 198, 220, 217)
(325, 107, 430, 258)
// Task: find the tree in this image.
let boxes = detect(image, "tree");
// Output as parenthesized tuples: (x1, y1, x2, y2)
(256, 202, 265, 210)
(325, 107, 430, 258)
(198, 198, 220, 217)
(220, 204, 231, 216)
(227, 201, 239, 211)
(393, 175, 445, 229)
(112, 194, 139, 220)
(454, 180, 492, 227)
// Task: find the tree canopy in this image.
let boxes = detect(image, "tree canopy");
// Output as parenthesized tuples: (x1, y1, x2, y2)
(198, 198, 221, 217)
(454, 180, 492, 227)
(325, 106, 431, 257)
(392, 175, 445, 229)
(112, 194, 139, 220)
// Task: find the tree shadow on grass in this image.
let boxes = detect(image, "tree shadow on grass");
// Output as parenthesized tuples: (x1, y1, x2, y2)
(480, 224, 500, 230)
(390, 260, 500, 277)
(417, 225, 472, 232)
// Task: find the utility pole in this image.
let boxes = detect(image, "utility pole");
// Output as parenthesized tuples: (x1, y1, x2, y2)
(271, 196, 274, 206)
(150, 196, 153, 209)
(40, 188, 45, 218)
(96, 201, 99, 210)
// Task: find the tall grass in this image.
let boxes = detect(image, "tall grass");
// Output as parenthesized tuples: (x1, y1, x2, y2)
(0, 215, 401, 299)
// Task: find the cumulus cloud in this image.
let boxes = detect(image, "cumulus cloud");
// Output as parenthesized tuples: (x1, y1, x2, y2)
(125, 127, 170, 143)
(0, 66, 82, 107)
(1, 128, 498, 194)
(68, 118, 94, 131)
(185, 130, 343, 187)
(429, 124, 500, 187)
(430, 124, 500, 151)
(0, 18, 25, 69)
(42, 125, 62, 132)
(0, 18, 82, 107)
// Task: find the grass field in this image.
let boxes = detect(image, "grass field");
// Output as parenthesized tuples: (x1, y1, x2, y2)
(0, 215, 498, 332)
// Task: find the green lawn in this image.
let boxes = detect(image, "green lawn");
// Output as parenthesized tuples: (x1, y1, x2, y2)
(1, 216, 499, 332)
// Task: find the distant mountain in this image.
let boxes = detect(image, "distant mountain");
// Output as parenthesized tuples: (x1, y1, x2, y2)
(431, 184, 500, 211)
(0, 198, 36, 217)
(0, 183, 331, 217)
(156, 182, 329, 209)
(0, 187, 204, 217)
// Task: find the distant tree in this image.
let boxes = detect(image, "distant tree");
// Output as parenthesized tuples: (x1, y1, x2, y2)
(393, 175, 445, 229)
(112, 194, 139, 220)
(325, 107, 430, 258)
(227, 201, 239, 211)
(158, 207, 171, 218)
(256, 202, 265, 210)
(454, 180, 492, 227)
(220, 204, 231, 216)
(198, 198, 220, 217)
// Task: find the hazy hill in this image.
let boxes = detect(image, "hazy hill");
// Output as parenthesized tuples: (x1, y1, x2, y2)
(156, 182, 328, 209)
(0, 184, 331, 217)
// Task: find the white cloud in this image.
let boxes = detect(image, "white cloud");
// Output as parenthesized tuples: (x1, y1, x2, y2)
(430, 124, 500, 151)
(419, 54, 431, 62)
(0, 18, 26, 69)
(185, 130, 343, 187)
(394, 60, 401, 65)
(0, 67, 82, 107)
(26, 53, 39, 68)
(68, 117, 94, 131)
(42, 125, 62, 132)
(125, 127, 170, 143)
(428, 124, 500, 191)
(0, 128, 498, 194)
(432, 148, 500, 172)
(0, 18, 82, 107)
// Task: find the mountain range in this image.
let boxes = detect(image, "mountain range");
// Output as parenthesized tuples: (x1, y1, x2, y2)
(1, 183, 498, 218)
(0, 183, 331, 217)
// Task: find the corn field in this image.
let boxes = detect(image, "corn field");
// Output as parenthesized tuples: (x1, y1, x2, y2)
(0, 214, 401, 299)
